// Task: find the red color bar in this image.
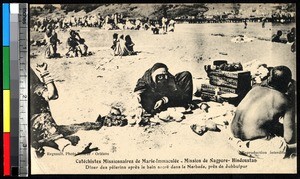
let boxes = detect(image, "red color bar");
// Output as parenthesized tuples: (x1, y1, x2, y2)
(3, 132, 10, 176)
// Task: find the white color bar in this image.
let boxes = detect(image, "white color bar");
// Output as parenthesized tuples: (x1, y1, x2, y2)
(10, 3, 19, 14)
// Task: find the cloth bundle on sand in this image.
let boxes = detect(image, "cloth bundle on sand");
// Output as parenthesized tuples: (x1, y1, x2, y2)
(96, 106, 128, 127)
(189, 102, 235, 136)
(157, 107, 185, 122)
(243, 59, 273, 85)
(190, 120, 223, 136)
(204, 61, 243, 73)
(231, 35, 253, 43)
(96, 108, 152, 127)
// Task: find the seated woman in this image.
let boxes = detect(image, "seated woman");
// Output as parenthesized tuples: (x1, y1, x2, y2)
(134, 63, 193, 114)
(125, 35, 136, 55)
(111, 33, 118, 50)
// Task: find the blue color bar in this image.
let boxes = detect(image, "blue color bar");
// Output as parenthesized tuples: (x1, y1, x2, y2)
(3, 3, 10, 46)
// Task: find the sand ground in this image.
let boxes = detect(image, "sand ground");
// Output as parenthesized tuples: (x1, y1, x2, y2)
(30, 22, 296, 174)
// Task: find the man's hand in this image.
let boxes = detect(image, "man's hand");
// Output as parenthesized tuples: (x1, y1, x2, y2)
(36, 62, 58, 100)
(154, 100, 163, 110)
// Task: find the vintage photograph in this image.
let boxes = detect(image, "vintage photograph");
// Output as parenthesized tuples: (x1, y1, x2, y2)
(29, 3, 296, 174)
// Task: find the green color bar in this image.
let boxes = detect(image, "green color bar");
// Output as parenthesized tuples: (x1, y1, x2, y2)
(3, 47, 10, 90)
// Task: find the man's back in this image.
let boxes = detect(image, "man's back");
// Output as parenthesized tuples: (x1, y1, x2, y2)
(231, 86, 289, 140)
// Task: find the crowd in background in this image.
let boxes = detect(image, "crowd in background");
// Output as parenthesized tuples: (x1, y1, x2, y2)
(32, 13, 176, 33)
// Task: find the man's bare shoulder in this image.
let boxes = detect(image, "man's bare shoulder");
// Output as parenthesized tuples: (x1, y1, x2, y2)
(251, 86, 289, 105)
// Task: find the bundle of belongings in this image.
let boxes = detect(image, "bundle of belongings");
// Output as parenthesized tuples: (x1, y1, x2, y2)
(96, 105, 152, 127)
(190, 120, 222, 136)
(157, 107, 186, 122)
(189, 101, 235, 137)
(230, 35, 253, 43)
(96, 106, 128, 127)
(201, 60, 251, 105)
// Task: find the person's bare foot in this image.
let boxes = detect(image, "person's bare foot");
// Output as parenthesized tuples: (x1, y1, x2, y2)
(65, 135, 80, 146)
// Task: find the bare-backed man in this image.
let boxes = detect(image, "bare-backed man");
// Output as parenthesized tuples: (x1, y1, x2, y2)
(231, 66, 296, 159)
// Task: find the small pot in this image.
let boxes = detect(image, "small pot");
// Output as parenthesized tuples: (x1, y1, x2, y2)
(220, 93, 238, 104)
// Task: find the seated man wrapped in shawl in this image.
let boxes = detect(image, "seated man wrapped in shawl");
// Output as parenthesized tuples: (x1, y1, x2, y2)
(134, 63, 193, 114)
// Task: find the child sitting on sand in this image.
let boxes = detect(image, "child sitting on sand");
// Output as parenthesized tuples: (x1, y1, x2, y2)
(111, 33, 118, 50)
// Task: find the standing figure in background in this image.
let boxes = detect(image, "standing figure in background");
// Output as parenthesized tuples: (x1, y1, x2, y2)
(262, 17, 267, 28)
(243, 19, 247, 29)
(44, 25, 61, 58)
(168, 19, 175, 32)
(162, 16, 168, 33)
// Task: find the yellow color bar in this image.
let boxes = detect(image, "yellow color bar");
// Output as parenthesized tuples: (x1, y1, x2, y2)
(3, 90, 10, 132)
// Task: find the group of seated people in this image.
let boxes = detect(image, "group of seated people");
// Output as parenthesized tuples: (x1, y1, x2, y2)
(36, 26, 90, 59)
(38, 17, 177, 59)
(272, 27, 296, 52)
(41, 29, 136, 59)
(31, 61, 296, 159)
(111, 33, 136, 56)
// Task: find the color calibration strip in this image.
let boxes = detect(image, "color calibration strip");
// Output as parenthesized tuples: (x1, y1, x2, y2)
(10, 3, 20, 176)
(3, 3, 11, 176)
